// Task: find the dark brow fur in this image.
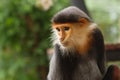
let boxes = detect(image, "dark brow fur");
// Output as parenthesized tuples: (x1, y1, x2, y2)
(51, 6, 92, 24)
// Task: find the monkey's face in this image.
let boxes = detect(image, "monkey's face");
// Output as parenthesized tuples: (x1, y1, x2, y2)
(52, 22, 95, 53)
(52, 23, 73, 48)
(51, 18, 96, 53)
(52, 22, 88, 50)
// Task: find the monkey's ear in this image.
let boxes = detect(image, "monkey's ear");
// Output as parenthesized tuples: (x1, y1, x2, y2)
(79, 18, 88, 24)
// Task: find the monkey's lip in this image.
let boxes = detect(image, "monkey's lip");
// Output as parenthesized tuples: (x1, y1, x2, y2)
(60, 38, 66, 43)
(61, 41, 69, 46)
(60, 39, 65, 43)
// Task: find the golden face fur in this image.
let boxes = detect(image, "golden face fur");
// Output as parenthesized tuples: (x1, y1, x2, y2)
(52, 18, 97, 54)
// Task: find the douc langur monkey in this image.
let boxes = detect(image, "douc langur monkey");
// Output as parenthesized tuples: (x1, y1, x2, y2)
(47, 6, 120, 80)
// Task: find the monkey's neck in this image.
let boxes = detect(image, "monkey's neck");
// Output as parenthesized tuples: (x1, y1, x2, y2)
(55, 44, 93, 60)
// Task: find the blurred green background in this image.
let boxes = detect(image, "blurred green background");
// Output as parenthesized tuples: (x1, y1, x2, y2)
(0, 0, 120, 80)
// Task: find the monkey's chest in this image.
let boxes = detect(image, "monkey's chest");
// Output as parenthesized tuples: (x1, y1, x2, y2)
(59, 56, 79, 78)
(53, 57, 77, 80)
(58, 57, 102, 80)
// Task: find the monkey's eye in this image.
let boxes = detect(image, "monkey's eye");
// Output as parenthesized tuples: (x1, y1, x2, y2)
(56, 28, 60, 32)
(64, 27, 70, 31)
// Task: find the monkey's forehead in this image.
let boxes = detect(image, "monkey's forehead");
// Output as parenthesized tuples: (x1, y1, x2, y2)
(52, 22, 80, 28)
(52, 23, 73, 28)
(51, 6, 92, 23)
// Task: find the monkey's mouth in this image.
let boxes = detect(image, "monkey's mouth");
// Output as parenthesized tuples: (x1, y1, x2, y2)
(61, 41, 69, 47)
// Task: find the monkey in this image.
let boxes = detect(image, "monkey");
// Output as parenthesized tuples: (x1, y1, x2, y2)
(103, 65, 120, 80)
(47, 6, 106, 80)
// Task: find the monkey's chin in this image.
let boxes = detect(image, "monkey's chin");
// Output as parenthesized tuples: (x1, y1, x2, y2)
(60, 41, 73, 50)
(59, 43, 75, 55)
(61, 41, 69, 47)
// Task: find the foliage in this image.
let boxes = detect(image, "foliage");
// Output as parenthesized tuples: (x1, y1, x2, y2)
(0, 0, 70, 80)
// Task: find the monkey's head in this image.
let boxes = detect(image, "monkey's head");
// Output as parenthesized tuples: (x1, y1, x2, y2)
(51, 6, 95, 53)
